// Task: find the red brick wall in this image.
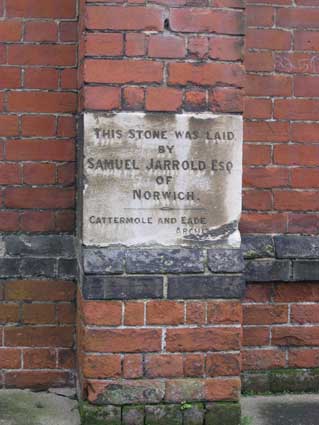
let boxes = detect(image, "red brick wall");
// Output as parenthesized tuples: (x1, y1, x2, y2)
(242, 0, 319, 234)
(0, 279, 76, 389)
(0, 0, 78, 233)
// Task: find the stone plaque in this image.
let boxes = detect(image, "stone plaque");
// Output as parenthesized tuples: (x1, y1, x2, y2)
(83, 112, 243, 247)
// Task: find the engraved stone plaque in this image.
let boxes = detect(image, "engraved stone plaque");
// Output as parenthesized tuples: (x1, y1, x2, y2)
(83, 112, 243, 247)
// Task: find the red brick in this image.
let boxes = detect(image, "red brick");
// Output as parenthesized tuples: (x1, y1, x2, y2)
(170, 8, 243, 34)
(210, 87, 243, 113)
(244, 99, 272, 119)
(147, 301, 184, 325)
(240, 213, 287, 233)
(184, 90, 207, 111)
(60, 21, 77, 42)
(272, 327, 319, 346)
(55, 210, 74, 232)
(207, 301, 242, 324)
(7, 0, 76, 18)
(277, 8, 319, 29)
(274, 191, 319, 211)
(246, 5, 273, 26)
(289, 349, 319, 368)
(5, 371, 72, 389)
(57, 117, 76, 137)
(123, 354, 143, 378)
(0, 68, 21, 89)
(274, 283, 319, 303)
(61, 69, 77, 89)
(83, 328, 161, 353)
(8, 45, 76, 66)
(295, 31, 319, 51)
(244, 121, 289, 142)
(275, 53, 319, 74)
(8, 92, 76, 113)
(5, 327, 74, 347)
(82, 301, 121, 326)
(288, 214, 319, 234)
(0, 20, 22, 41)
(243, 168, 289, 189)
(21, 115, 56, 137)
(123, 87, 144, 110)
(183, 354, 205, 377)
(5, 187, 74, 209)
(166, 328, 241, 352)
(186, 302, 206, 325)
(291, 304, 319, 324)
(24, 349, 56, 369)
(242, 349, 286, 371)
(247, 29, 291, 50)
(124, 302, 144, 326)
(209, 36, 243, 61)
(244, 284, 272, 303)
(246, 0, 290, 3)
(246, 75, 292, 97)
(5, 280, 75, 302)
(87, 6, 164, 31)
(58, 349, 74, 369)
(57, 163, 75, 185)
(24, 69, 58, 89)
(243, 144, 271, 166)
(205, 378, 240, 402)
(23, 303, 55, 324)
(24, 21, 57, 42)
(145, 354, 183, 378)
(206, 353, 241, 377)
(0, 116, 19, 137)
(149, 34, 185, 58)
(188, 36, 208, 59)
(145, 87, 182, 112)
(6, 140, 75, 161)
(243, 327, 270, 347)
(245, 51, 274, 72)
(0, 303, 19, 323)
(84, 86, 120, 110)
(0, 164, 20, 185)
(56, 304, 75, 324)
(126, 33, 146, 56)
(168, 62, 244, 87)
(21, 211, 55, 233)
(85, 33, 123, 56)
(243, 190, 272, 211)
(275, 145, 319, 167)
(295, 76, 319, 97)
(243, 305, 288, 325)
(85, 59, 163, 84)
(82, 354, 121, 379)
(292, 123, 319, 143)
(0, 349, 21, 369)
(0, 212, 20, 232)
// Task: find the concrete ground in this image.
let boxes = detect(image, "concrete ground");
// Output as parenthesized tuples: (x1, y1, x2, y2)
(241, 393, 319, 425)
(0, 389, 80, 425)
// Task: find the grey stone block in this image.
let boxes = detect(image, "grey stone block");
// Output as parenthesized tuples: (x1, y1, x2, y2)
(207, 249, 244, 272)
(5, 235, 75, 257)
(205, 403, 241, 425)
(293, 260, 319, 281)
(275, 235, 319, 259)
(145, 405, 183, 425)
(83, 248, 124, 274)
(126, 249, 205, 274)
(122, 405, 144, 425)
(168, 275, 245, 299)
(245, 259, 291, 282)
(83, 275, 163, 300)
(0, 258, 20, 277)
(81, 403, 121, 425)
(241, 235, 275, 259)
(20, 258, 56, 277)
(183, 403, 205, 425)
(58, 259, 77, 279)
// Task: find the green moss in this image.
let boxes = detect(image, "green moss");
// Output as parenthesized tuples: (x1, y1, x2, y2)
(79, 402, 120, 425)
(205, 402, 241, 425)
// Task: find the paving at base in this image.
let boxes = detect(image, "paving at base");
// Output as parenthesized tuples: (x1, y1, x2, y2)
(1, 390, 319, 424)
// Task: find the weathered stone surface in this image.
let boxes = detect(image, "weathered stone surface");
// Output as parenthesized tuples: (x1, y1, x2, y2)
(0, 258, 20, 277)
(83, 275, 163, 300)
(83, 112, 243, 247)
(270, 369, 319, 393)
(168, 275, 245, 299)
(58, 259, 77, 278)
(205, 402, 241, 425)
(245, 259, 291, 282)
(80, 403, 121, 425)
(92, 380, 165, 405)
(207, 249, 244, 272)
(165, 379, 205, 402)
(83, 248, 124, 274)
(241, 372, 270, 394)
(275, 236, 319, 259)
(183, 403, 205, 425)
(293, 260, 319, 281)
(126, 248, 205, 273)
(122, 405, 144, 425)
(20, 258, 56, 278)
(5, 235, 75, 257)
(145, 405, 183, 425)
(241, 235, 275, 259)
